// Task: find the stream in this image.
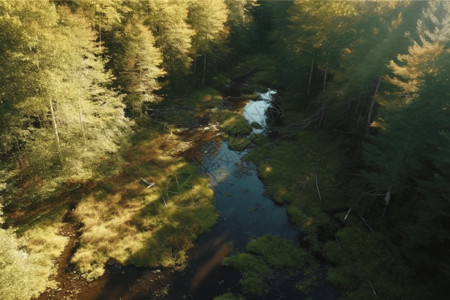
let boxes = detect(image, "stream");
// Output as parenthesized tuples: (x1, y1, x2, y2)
(77, 90, 333, 299)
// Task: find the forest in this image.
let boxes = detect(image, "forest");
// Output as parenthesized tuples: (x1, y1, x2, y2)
(0, 0, 449, 299)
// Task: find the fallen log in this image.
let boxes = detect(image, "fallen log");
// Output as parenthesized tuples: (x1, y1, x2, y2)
(140, 178, 155, 189)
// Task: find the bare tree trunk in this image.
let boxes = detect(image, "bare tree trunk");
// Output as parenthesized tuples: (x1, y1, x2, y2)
(77, 96, 87, 149)
(366, 76, 381, 134)
(49, 99, 61, 150)
(323, 56, 329, 92)
(368, 280, 378, 296)
(202, 53, 207, 86)
(307, 56, 314, 95)
(343, 207, 353, 223)
(382, 187, 391, 219)
(314, 172, 322, 202)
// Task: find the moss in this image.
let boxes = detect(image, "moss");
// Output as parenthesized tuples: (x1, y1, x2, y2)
(250, 122, 263, 129)
(246, 234, 308, 270)
(213, 292, 246, 300)
(221, 114, 252, 136)
(228, 136, 251, 151)
(222, 235, 314, 296)
(211, 73, 232, 90)
(240, 273, 268, 295)
(296, 277, 319, 293)
(235, 54, 281, 92)
(222, 253, 272, 296)
(246, 132, 348, 253)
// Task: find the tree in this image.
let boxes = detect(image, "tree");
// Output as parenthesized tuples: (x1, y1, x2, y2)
(362, 53, 450, 297)
(0, 3, 132, 206)
(224, 0, 258, 55)
(283, 0, 420, 133)
(108, 17, 165, 118)
(188, 0, 229, 85)
(143, 0, 194, 89)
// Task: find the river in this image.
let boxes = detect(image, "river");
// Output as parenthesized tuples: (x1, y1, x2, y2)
(77, 90, 332, 300)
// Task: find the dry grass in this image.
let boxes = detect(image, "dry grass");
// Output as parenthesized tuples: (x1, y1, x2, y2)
(72, 130, 217, 281)
(5, 206, 70, 298)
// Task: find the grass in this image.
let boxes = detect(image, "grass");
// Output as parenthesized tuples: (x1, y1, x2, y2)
(148, 86, 223, 128)
(0, 204, 69, 299)
(234, 54, 281, 93)
(72, 127, 218, 281)
(213, 110, 252, 136)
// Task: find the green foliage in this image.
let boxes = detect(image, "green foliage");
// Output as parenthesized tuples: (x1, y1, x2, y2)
(188, 0, 229, 57)
(144, 0, 194, 87)
(108, 17, 165, 118)
(0, 3, 132, 206)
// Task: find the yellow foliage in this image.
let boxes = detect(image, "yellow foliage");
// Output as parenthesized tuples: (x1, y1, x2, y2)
(386, 42, 444, 97)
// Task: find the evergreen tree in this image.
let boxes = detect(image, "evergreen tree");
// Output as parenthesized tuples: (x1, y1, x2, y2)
(187, 0, 229, 85)
(143, 0, 194, 89)
(108, 16, 165, 118)
(0, 2, 131, 206)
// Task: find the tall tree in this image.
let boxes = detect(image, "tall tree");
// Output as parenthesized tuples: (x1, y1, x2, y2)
(0, 2, 132, 206)
(108, 17, 165, 118)
(188, 0, 229, 85)
(143, 0, 194, 89)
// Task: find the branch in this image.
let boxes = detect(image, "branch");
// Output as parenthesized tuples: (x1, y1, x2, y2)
(368, 280, 378, 297)
(343, 207, 353, 223)
(357, 213, 375, 233)
(313, 172, 322, 202)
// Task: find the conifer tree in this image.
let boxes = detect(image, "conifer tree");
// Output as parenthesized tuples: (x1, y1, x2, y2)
(143, 0, 194, 88)
(188, 0, 229, 85)
(0, 2, 131, 205)
(108, 17, 165, 118)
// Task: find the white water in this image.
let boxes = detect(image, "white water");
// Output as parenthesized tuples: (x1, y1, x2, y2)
(243, 89, 277, 134)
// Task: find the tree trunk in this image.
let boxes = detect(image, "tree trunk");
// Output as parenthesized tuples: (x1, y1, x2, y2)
(307, 56, 314, 95)
(77, 101, 87, 149)
(49, 99, 61, 150)
(202, 53, 207, 86)
(366, 76, 381, 134)
(323, 57, 329, 92)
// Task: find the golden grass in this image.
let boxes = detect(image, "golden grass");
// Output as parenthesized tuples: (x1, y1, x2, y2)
(72, 131, 218, 281)
(12, 207, 69, 297)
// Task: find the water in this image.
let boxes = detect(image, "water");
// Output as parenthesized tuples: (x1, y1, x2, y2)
(243, 89, 277, 134)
